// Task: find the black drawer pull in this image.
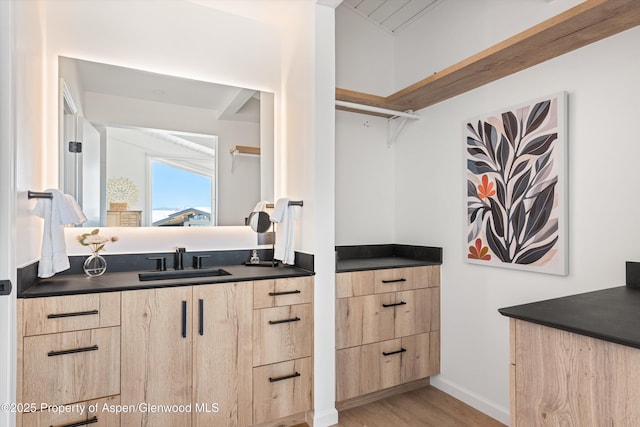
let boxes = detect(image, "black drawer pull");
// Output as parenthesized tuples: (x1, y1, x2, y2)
(198, 299, 204, 336)
(47, 310, 99, 319)
(53, 416, 98, 427)
(268, 290, 301, 296)
(181, 300, 187, 338)
(48, 345, 99, 357)
(382, 348, 407, 357)
(382, 301, 407, 308)
(269, 371, 301, 382)
(268, 317, 301, 325)
(381, 278, 407, 284)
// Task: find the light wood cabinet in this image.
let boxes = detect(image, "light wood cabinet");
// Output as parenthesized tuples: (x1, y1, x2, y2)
(121, 283, 253, 427)
(510, 319, 640, 426)
(336, 266, 440, 404)
(106, 210, 141, 227)
(17, 275, 313, 427)
(252, 276, 313, 425)
(22, 395, 121, 427)
(16, 292, 122, 427)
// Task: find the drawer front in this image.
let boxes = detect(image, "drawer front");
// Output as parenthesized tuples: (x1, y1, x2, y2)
(22, 395, 121, 427)
(336, 338, 403, 401)
(374, 268, 414, 293)
(254, 276, 313, 309)
(336, 333, 433, 401)
(336, 271, 374, 298)
(253, 357, 312, 424)
(413, 265, 440, 288)
(394, 289, 431, 338)
(336, 293, 395, 349)
(23, 327, 121, 405)
(253, 304, 312, 366)
(23, 293, 121, 336)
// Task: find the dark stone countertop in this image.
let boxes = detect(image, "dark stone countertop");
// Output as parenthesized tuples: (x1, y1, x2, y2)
(335, 244, 442, 273)
(499, 286, 640, 350)
(19, 264, 314, 298)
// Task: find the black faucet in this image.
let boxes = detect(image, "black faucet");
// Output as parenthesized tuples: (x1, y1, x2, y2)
(175, 247, 186, 270)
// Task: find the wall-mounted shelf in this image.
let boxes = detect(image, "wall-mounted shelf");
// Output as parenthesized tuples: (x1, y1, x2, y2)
(230, 145, 260, 172)
(229, 145, 260, 156)
(336, 0, 640, 117)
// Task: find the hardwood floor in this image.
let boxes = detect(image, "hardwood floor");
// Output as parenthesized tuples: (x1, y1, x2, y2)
(331, 386, 506, 427)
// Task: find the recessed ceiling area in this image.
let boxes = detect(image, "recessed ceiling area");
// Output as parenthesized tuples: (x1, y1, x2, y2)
(340, 0, 442, 33)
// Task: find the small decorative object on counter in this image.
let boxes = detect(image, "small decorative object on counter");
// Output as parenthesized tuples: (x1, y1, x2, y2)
(77, 229, 118, 277)
(250, 250, 260, 264)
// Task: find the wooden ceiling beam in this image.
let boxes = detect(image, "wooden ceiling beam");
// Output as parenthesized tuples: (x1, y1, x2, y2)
(336, 0, 640, 115)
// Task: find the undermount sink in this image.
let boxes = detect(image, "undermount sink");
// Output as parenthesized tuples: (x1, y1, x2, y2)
(138, 268, 231, 281)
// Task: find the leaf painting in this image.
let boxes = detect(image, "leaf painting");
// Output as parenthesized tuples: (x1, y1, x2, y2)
(465, 94, 567, 275)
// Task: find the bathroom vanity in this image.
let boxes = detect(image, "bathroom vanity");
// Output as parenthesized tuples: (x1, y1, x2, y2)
(15, 252, 314, 427)
(334, 245, 442, 409)
(500, 286, 640, 426)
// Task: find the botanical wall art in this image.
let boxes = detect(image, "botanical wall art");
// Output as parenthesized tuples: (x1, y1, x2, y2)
(465, 92, 567, 275)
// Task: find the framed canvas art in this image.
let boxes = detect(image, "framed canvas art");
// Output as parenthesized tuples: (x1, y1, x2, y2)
(465, 92, 568, 275)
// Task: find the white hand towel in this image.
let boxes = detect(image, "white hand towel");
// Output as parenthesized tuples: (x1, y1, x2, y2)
(33, 189, 87, 278)
(271, 198, 295, 265)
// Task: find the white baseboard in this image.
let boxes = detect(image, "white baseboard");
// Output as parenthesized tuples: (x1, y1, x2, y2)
(430, 376, 510, 426)
(313, 407, 339, 427)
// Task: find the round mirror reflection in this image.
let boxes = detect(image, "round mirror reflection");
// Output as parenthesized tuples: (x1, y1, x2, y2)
(248, 211, 271, 233)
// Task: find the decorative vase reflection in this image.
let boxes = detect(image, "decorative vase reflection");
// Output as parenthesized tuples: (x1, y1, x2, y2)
(83, 251, 107, 277)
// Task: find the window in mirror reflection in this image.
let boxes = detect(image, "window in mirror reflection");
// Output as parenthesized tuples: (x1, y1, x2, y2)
(151, 159, 214, 227)
(105, 126, 217, 226)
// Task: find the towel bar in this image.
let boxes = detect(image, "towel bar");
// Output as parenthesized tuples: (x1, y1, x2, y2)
(265, 200, 303, 208)
(28, 191, 53, 199)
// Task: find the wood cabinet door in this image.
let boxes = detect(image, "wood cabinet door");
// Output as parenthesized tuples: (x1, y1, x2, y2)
(394, 289, 430, 338)
(121, 287, 193, 427)
(192, 283, 253, 427)
(336, 293, 395, 349)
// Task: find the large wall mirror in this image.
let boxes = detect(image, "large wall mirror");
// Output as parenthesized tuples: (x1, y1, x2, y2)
(58, 56, 274, 228)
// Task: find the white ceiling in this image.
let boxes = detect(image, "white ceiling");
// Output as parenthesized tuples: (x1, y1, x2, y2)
(340, 0, 442, 33)
(62, 57, 260, 123)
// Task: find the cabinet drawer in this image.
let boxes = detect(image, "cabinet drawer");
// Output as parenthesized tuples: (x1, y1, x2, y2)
(253, 304, 312, 366)
(336, 333, 433, 401)
(22, 395, 121, 427)
(413, 265, 440, 288)
(254, 276, 313, 309)
(22, 293, 121, 336)
(374, 268, 414, 293)
(336, 293, 395, 349)
(336, 271, 374, 298)
(253, 357, 312, 424)
(23, 327, 120, 405)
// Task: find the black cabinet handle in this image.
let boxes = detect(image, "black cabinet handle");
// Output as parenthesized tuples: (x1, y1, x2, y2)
(198, 299, 204, 336)
(269, 371, 301, 382)
(268, 317, 301, 325)
(381, 278, 407, 284)
(181, 300, 187, 338)
(53, 416, 98, 427)
(382, 301, 407, 308)
(382, 348, 407, 357)
(268, 290, 301, 296)
(47, 310, 99, 319)
(48, 345, 99, 357)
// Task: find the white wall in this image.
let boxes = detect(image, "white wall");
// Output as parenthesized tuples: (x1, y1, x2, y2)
(394, 17, 640, 427)
(336, 0, 640, 424)
(335, 3, 396, 245)
(12, 0, 282, 264)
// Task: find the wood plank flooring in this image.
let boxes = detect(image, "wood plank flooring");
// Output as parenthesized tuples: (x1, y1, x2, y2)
(331, 386, 506, 427)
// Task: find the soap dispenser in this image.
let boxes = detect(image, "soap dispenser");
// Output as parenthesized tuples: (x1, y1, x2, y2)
(250, 250, 260, 264)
